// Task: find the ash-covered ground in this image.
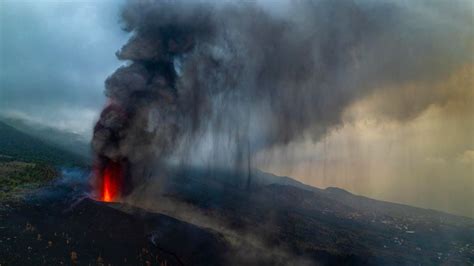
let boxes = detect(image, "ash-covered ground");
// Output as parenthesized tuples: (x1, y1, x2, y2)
(1, 167, 473, 266)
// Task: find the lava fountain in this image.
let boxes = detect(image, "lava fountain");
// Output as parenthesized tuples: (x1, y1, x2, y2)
(92, 159, 126, 202)
(91, 102, 130, 202)
(99, 160, 123, 202)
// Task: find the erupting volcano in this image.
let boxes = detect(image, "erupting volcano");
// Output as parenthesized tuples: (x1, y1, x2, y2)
(87, 0, 474, 212)
(2, 0, 474, 265)
(98, 161, 123, 202)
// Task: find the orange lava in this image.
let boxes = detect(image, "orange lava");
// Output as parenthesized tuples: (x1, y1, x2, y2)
(99, 161, 123, 202)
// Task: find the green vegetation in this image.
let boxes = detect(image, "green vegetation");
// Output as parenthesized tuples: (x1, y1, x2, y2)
(0, 120, 89, 201)
(0, 160, 58, 201)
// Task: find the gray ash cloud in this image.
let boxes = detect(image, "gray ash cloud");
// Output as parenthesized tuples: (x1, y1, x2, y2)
(91, 0, 473, 182)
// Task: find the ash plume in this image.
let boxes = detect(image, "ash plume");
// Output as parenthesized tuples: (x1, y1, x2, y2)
(92, 0, 473, 187)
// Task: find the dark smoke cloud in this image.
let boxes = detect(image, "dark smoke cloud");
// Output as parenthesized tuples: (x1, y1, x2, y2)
(92, 0, 473, 176)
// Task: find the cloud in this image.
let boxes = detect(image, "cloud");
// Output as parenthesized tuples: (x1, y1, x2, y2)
(256, 65, 474, 217)
(93, 0, 474, 171)
(0, 0, 128, 132)
(459, 150, 474, 165)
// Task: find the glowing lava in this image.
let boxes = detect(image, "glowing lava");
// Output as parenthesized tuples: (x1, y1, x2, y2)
(99, 161, 123, 202)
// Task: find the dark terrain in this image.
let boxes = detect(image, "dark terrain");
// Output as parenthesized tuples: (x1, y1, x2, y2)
(0, 119, 473, 265)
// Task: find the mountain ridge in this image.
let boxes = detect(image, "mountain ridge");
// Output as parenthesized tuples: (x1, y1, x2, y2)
(0, 116, 91, 159)
(0, 120, 88, 166)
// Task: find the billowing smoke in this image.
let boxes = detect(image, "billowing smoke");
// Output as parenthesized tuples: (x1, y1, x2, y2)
(91, 0, 473, 196)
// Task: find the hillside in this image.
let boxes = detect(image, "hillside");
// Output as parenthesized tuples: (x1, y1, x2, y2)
(0, 121, 88, 166)
(1, 166, 473, 265)
(0, 116, 91, 159)
(123, 166, 474, 265)
(0, 132, 472, 265)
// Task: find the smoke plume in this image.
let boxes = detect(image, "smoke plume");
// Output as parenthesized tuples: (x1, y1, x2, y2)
(91, 0, 473, 190)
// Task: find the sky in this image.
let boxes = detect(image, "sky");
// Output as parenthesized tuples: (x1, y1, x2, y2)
(0, 0, 127, 136)
(0, 0, 473, 217)
(255, 64, 474, 217)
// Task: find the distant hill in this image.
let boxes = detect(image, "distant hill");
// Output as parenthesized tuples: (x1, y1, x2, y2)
(0, 121, 88, 166)
(0, 116, 91, 159)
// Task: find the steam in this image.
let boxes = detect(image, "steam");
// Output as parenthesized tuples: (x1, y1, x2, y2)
(92, 0, 473, 182)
